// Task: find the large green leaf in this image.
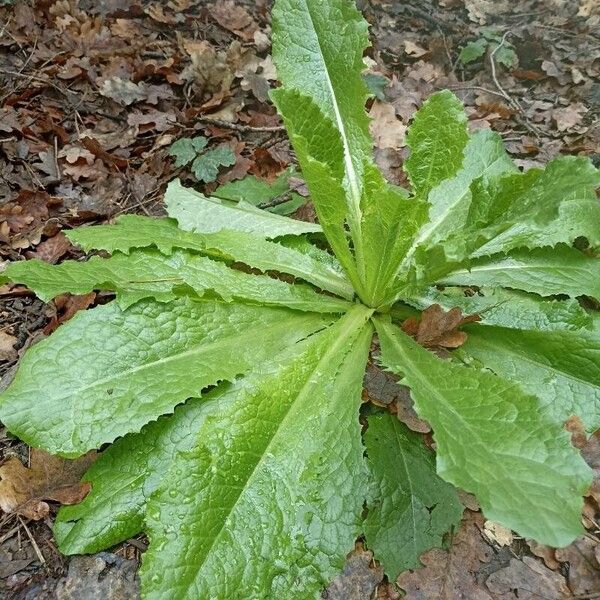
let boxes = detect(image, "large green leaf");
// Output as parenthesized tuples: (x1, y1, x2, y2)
(0, 298, 332, 457)
(140, 306, 373, 599)
(404, 90, 469, 201)
(66, 216, 353, 299)
(271, 89, 362, 291)
(408, 286, 593, 332)
(442, 246, 600, 299)
(462, 325, 600, 432)
(272, 0, 371, 192)
(165, 179, 321, 237)
(374, 316, 591, 547)
(364, 412, 463, 578)
(2, 250, 351, 313)
(54, 391, 230, 554)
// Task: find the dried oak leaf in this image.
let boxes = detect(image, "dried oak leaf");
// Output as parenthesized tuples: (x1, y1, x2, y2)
(402, 304, 480, 349)
(0, 449, 96, 520)
(29, 232, 72, 264)
(397, 511, 494, 599)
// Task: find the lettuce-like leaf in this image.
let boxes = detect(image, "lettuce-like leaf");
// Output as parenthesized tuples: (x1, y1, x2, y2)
(3, 250, 351, 313)
(374, 316, 591, 547)
(140, 306, 372, 599)
(0, 299, 332, 457)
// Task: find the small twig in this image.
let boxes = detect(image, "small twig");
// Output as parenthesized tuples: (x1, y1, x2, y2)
(489, 33, 542, 140)
(197, 116, 285, 133)
(489, 32, 515, 107)
(448, 85, 508, 100)
(257, 180, 307, 210)
(17, 516, 46, 565)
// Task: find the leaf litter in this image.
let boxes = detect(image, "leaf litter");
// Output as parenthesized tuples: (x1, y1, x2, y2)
(1, 0, 599, 597)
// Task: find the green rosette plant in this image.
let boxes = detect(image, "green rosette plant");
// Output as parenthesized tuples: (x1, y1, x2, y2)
(1, 0, 599, 597)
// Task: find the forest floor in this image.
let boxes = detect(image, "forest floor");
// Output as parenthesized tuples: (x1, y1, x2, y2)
(0, 0, 599, 598)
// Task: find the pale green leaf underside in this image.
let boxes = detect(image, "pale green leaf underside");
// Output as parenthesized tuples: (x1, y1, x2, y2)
(141, 306, 373, 600)
(442, 246, 600, 299)
(374, 317, 591, 547)
(165, 179, 321, 237)
(66, 215, 353, 300)
(408, 287, 593, 332)
(0, 298, 332, 457)
(462, 324, 600, 432)
(2, 250, 350, 313)
(364, 412, 463, 578)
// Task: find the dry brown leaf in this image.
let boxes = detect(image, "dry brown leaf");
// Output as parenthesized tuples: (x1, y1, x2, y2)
(485, 556, 570, 599)
(211, 0, 258, 41)
(325, 545, 384, 600)
(402, 304, 480, 349)
(0, 449, 96, 520)
(369, 101, 407, 150)
(555, 536, 600, 595)
(526, 539, 560, 570)
(397, 511, 494, 599)
(552, 103, 588, 132)
(29, 232, 72, 263)
(43, 292, 97, 335)
(0, 330, 17, 361)
(482, 521, 514, 547)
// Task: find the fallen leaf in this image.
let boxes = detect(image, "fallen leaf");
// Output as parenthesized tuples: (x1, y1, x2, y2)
(29, 232, 72, 263)
(402, 304, 481, 349)
(325, 545, 384, 600)
(0, 330, 17, 361)
(403, 40, 428, 58)
(369, 101, 407, 150)
(210, 0, 258, 41)
(0, 449, 96, 520)
(43, 293, 97, 335)
(485, 556, 570, 599)
(397, 511, 494, 599)
(526, 539, 560, 570)
(552, 103, 588, 132)
(99, 77, 146, 105)
(483, 521, 514, 547)
(555, 536, 600, 594)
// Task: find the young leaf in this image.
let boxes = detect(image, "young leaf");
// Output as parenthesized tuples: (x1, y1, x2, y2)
(404, 90, 469, 201)
(462, 324, 600, 432)
(364, 412, 463, 578)
(0, 299, 333, 457)
(408, 287, 593, 332)
(191, 145, 236, 183)
(140, 306, 373, 599)
(458, 38, 488, 64)
(442, 246, 600, 299)
(165, 179, 321, 237)
(374, 316, 591, 547)
(2, 250, 351, 313)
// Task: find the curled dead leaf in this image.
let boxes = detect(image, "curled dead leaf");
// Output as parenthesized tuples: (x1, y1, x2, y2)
(402, 304, 481, 349)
